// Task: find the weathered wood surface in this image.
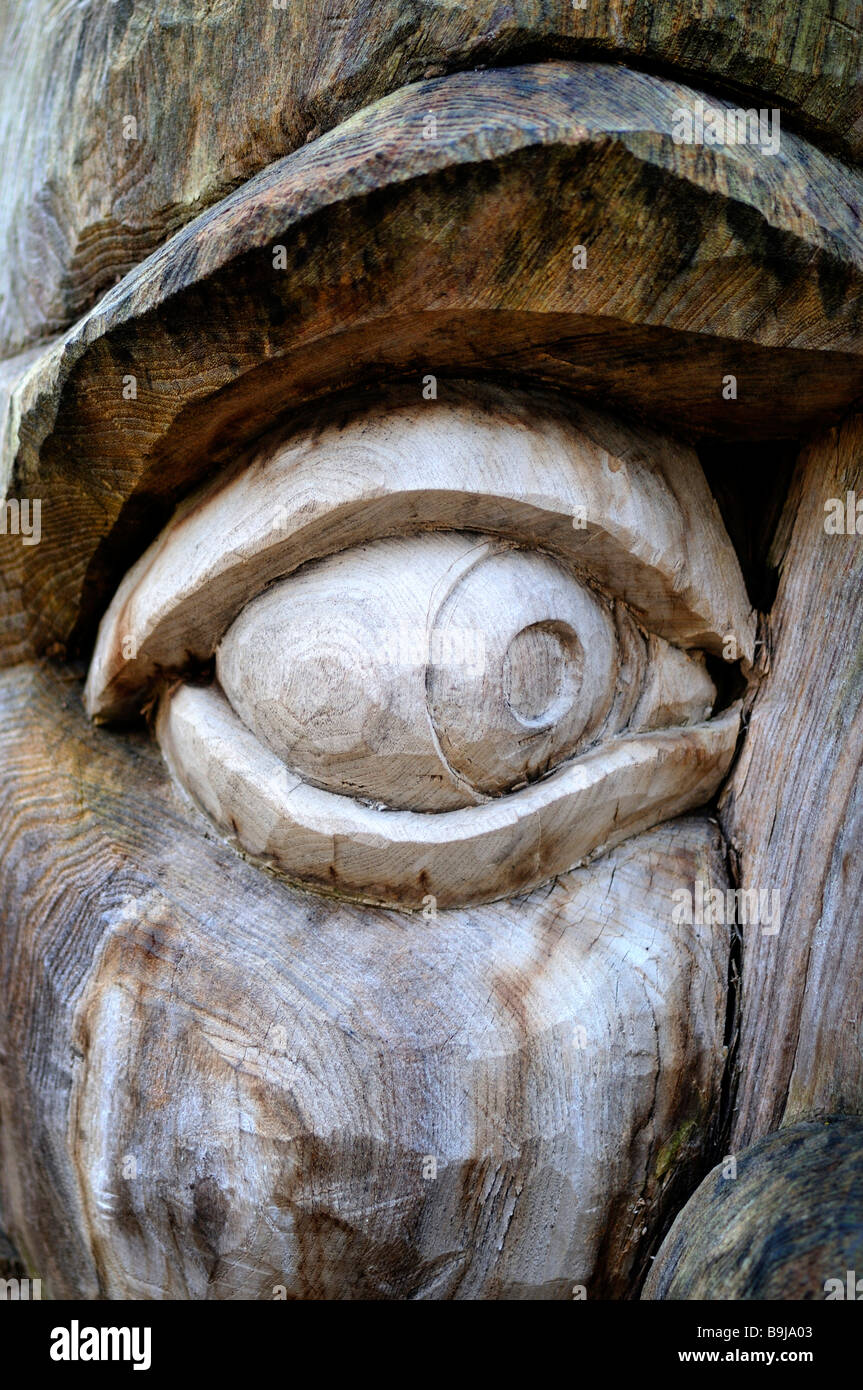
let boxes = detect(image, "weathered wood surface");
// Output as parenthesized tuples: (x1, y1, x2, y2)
(1, 0, 859, 360)
(158, 680, 739, 910)
(212, 537, 719, 810)
(644, 1119, 863, 1300)
(0, 661, 731, 1299)
(719, 412, 863, 1148)
(0, 4, 861, 1305)
(3, 63, 862, 670)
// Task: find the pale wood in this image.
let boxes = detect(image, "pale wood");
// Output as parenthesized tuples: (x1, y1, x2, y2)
(215, 533, 631, 812)
(84, 395, 744, 909)
(0, 661, 732, 1298)
(629, 637, 717, 736)
(0, 5, 860, 1305)
(157, 680, 740, 909)
(84, 389, 755, 723)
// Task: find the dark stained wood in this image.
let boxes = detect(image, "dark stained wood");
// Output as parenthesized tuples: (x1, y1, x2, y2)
(644, 1119, 863, 1299)
(1, 0, 859, 360)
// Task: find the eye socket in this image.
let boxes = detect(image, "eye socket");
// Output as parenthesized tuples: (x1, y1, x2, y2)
(85, 388, 753, 908)
(215, 531, 715, 812)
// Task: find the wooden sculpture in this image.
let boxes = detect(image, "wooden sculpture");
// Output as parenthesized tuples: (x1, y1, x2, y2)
(0, 2, 860, 1301)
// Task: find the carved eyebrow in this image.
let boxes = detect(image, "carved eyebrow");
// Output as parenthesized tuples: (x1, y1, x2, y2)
(85, 388, 755, 723)
(2, 61, 860, 670)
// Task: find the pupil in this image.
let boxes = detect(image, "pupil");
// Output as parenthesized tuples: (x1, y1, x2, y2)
(504, 621, 582, 729)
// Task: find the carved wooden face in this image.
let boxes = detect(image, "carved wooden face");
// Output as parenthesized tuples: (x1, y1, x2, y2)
(1, 5, 861, 1302)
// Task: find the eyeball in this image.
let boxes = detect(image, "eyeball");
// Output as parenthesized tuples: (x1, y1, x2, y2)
(425, 543, 620, 797)
(216, 533, 628, 810)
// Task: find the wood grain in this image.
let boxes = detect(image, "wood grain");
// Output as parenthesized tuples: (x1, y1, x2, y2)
(215, 534, 632, 811)
(157, 680, 740, 910)
(720, 412, 863, 1147)
(84, 388, 755, 723)
(0, 662, 732, 1298)
(1, 1, 859, 360)
(3, 63, 861, 667)
(644, 1119, 863, 1300)
(1, 10, 860, 1302)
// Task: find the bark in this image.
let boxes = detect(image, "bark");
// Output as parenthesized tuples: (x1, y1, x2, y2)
(644, 1119, 863, 1300)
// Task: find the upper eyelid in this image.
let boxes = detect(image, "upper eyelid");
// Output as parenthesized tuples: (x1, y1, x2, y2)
(84, 389, 755, 723)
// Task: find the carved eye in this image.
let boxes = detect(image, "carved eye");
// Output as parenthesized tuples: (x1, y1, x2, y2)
(215, 534, 713, 811)
(85, 389, 754, 908)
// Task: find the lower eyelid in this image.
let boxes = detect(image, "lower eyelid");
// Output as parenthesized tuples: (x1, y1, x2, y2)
(157, 681, 740, 910)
